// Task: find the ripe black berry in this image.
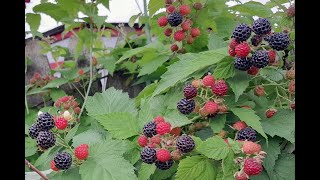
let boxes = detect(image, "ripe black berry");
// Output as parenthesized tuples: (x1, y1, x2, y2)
(140, 147, 156, 164)
(268, 32, 290, 51)
(236, 127, 257, 142)
(37, 112, 54, 131)
(252, 18, 272, 35)
(36, 131, 56, 150)
(143, 121, 157, 137)
(250, 35, 262, 46)
(168, 12, 183, 27)
(28, 123, 42, 139)
(232, 24, 252, 42)
(176, 134, 195, 153)
(177, 98, 195, 115)
(54, 152, 72, 170)
(234, 57, 252, 71)
(183, 85, 197, 99)
(252, 50, 269, 68)
(155, 159, 174, 170)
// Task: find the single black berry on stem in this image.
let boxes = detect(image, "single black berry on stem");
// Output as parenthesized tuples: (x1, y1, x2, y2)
(140, 147, 157, 164)
(176, 134, 195, 153)
(236, 127, 257, 142)
(183, 85, 197, 99)
(234, 57, 252, 71)
(28, 123, 42, 139)
(252, 18, 272, 35)
(143, 121, 157, 137)
(155, 159, 174, 170)
(252, 50, 269, 68)
(167, 12, 183, 27)
(54, 152, 72, 170)
(232, 24, 252, 42)
(177, 98, 195, 115)
(37, 112, 54, 130)
(268, 32, 290, 51)
(36, 131, 56, 150)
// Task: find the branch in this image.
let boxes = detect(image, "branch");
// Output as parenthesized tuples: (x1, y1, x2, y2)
(25, 159, 49, 180)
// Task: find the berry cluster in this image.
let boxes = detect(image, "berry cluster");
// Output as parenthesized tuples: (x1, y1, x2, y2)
(229, 18, 290, 74)
(29, 72, 52, 88)
(158, 0, 203, 52)
(28, 112, 56, 150)
(177, 74, 229, 119)
(54, 95, 81, 115)
(230, 121, 267, 179)
(138, 116, 195, 170)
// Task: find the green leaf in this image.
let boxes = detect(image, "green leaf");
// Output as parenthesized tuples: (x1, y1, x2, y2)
(34, 146, 62, 170)
(194, 127, 214, 141)
(129, 13, 141, 27)
(214, 17, 237, 38)
(138, 55, 169, 77)
(92, 112, 140, 139)
(98, 56, 116, 75)
(43, 78, 69, 89)
(261, 109, 295, 143)
(79, 140, 137, 180)
(213, 57, 235, 79)
(261, 137, 282, 178)
(86, 87, 137, 116)
(65, 124, 80, 144)
(210, 114, 226, 133)
(164, 111, 192, 128)
(62, 61, 77, 68)
(92, 15, 107, 29)
(138, 163, 156, 180)
(123, 143, 140, 164)
(151, 163, 178, 180)
(176, 156, 217, 180)
(208, 33, 227, 50)
(153, 47, 228, 96)
(227, 138, 242, 154)
(250, 170, 270, 180)
(271, 154, 295, 180)
(230, 108, 268, 141)
(197, 136, 230, 160)
(227, 71, 250, 102)
(50, 167, 81, 180)
(72, 129, 105, 147)
(135, 83, 157, 106)
(26, 88, 49, 96)
(25, 137, 37, 157)
(222, 151, 238, 177)
(147, 95, 167, 116)
(25, 109, 37, 126)
(33, 3, 68, 21)
(138, 99, 156, 128)
(148, 0, 164, 16)
(260, 67, 284, 82)
(98, 0, 110, 9)
(26, 13, 41, 35)
(50, 89, 67, 102)
(231, 1, 273, 17)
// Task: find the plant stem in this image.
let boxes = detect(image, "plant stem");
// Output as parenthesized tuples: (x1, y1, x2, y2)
(25, 159, 49, 180)
(69, 83, 85, 99)
(25, 94, 29, 114)
(143, 0, 152, 44)
(190, 115, 201, 122)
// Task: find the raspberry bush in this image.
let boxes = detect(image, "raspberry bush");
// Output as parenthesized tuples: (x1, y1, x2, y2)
(25, 0, 295, 179)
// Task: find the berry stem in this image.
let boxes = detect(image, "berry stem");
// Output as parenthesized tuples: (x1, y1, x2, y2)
(69, 82, 85, 99)
(25, 159, 49, 180)
(190, 115, 201, 122)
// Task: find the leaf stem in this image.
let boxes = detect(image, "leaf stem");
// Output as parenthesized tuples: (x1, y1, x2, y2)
(25, 159, 49, 180)
(69, 82, 85, 99)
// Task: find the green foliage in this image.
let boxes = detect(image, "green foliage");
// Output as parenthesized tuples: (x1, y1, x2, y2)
(213, 57, 236, 80)
(49, 167, 81, 180)
(231, 1, 273, 17)
(176, 156, 217, 180)
(148, 0, 164, 16)
(227, 71, 251, 102)
(210, 114, 226, 133)
(138, 163, 156, 180)
(42, 78, 69, 89)
(26, 13, 41, 37)
(25, 137, 38, 157)
(72, 129, 106, 147)
(197, 136, 230, 160)
(261, 137, 282, 178)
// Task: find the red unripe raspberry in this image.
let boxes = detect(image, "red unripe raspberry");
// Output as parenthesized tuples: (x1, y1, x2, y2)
(202, 75, 215, 87)
(78, 69, 84, 75)
(228, 48, 236, 57)
(75, 144, 89, 160)
(254, 86, 265, 96)
(74, 107, 81, 114)
(151, 135, 161, 144)
(235, 42, 251, 58)
(60, 96, 69, 103)
(242, 141, 262, 154)
(137, 135, 149, 147)
(156, 149, 171, 162)
(153, 116, 165, 124)
(158, 16, 168, 27)
(266, 108, 277, 118)
(50, 160, 59, 171)
(164, 28, 172, 36)
(166, 5, 175, 13)
(156, 122, 171, 135)
(190, 28, 200, 37)
(268, 50, 276, 64)
(186, 35, 194, 44)
(212, 80, 228, 96)
(55, 117, 68, 130)
(174, 30, 185, 41)
(229, 39, 239, 49)
(181, 21, 191, 31)
(235, 171, 248, 180)
(171, 44, 179, 52)
(179, 4, 191, 16)
(247, 66, 259, 75)
(204, 101, 218, 114)
(243, 158, 263, 175)
(233, 121, 247, 131)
